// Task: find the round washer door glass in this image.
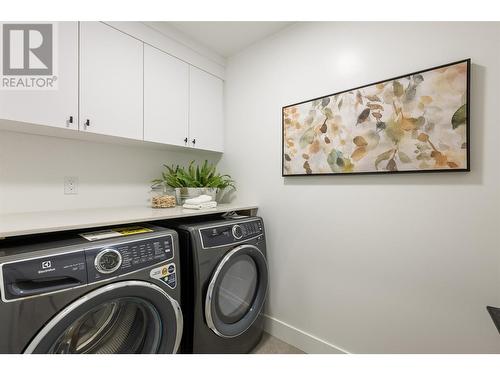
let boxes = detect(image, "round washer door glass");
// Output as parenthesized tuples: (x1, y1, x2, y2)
(217, 254, 258, 324)
(50, 297, 158, 354)
(205, 245, 268, 338)
(24, 281, 183, 354)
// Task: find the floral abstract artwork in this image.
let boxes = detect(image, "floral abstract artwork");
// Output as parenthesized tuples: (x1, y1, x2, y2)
(282, 59, 470, 176)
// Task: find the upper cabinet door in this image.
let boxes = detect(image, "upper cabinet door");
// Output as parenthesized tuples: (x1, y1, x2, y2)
(80, 22, 143, 140)
(0, 22, 78, 129)
(189, 66, 224, 152)
(144, 45, 189, 147)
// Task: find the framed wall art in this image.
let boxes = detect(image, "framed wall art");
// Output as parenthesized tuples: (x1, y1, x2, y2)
(282, 59, 470, 176)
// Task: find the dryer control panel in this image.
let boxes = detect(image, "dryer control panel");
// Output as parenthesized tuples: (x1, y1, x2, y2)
(86, 234, 174, 283)
(199, 219, 263, 249)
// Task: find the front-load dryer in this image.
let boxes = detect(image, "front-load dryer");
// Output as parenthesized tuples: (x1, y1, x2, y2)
(0, 225, 182, 354)
(173, 216, 268, 354)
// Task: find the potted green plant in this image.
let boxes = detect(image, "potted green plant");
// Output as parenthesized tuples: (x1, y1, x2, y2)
(152, 160, 235, 204)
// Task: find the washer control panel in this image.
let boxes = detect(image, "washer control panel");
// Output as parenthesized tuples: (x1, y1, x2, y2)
(200, 219, 263, 249)
(86, 234, 174, 282)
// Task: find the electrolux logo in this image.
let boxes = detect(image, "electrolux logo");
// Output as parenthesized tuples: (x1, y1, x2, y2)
(39, 259, 55, 274)
(1, 22, 58, 90)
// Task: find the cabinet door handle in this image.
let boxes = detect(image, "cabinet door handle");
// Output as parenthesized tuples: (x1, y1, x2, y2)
(85, 119, 90, 127)
(184, 137, 188, 145)
(192, 138, 196, 146)
(68, 116, 73, 124)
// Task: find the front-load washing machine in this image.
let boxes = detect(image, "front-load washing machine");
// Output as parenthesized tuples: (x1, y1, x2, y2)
(173, 216, 268, 353)
(0, 225, 182, 354)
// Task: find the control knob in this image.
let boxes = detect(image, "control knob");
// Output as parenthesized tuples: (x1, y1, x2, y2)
(95, 248, 122, 274)
(232, 225, 243, 240)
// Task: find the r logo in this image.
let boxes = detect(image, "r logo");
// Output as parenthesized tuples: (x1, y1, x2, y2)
(2, 24, 53, 76)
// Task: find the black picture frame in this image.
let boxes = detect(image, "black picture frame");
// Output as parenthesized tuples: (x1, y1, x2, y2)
(282, 58, 471, 177)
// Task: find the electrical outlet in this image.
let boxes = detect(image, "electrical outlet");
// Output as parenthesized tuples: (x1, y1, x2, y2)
(64, 176, 78, 195)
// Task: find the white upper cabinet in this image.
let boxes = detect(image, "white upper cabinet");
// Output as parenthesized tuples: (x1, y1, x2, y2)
(144, 45, 189, 147)
(189, 66, 224, 152)
(0, 22, 225, 152)
(0, 22, 78, 129)
(79, 22, 143, 140)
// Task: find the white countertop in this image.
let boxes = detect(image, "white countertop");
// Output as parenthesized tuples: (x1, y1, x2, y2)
(0, 203, 258, 238)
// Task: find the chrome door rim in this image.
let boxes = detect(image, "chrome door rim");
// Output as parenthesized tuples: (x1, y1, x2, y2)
(24, 280, 183, 354)
(205, 244, 268, 338)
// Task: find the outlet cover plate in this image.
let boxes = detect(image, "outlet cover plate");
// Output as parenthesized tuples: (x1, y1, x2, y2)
(64, 176, 78, 195)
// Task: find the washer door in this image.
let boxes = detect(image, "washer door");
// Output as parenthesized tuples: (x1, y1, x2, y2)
(205, 244, 268, 338)
(24, 280, 182, 354)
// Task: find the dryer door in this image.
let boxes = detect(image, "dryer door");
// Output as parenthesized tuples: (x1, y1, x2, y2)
(24, 281, 182, 354)
(205, 244, 268, 338)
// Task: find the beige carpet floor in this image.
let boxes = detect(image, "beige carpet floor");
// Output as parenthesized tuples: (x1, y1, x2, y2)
(251, 333, 305, 354)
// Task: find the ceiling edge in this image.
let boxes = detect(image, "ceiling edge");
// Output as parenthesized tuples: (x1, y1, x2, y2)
(142, 22, 227, 67)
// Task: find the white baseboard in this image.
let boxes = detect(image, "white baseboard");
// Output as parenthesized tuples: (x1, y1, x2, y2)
(263, 314, 349, 354)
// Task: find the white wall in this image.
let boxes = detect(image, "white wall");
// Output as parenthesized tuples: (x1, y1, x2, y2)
(0, 130, 220, 214)
(221, 22, 500, 353)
